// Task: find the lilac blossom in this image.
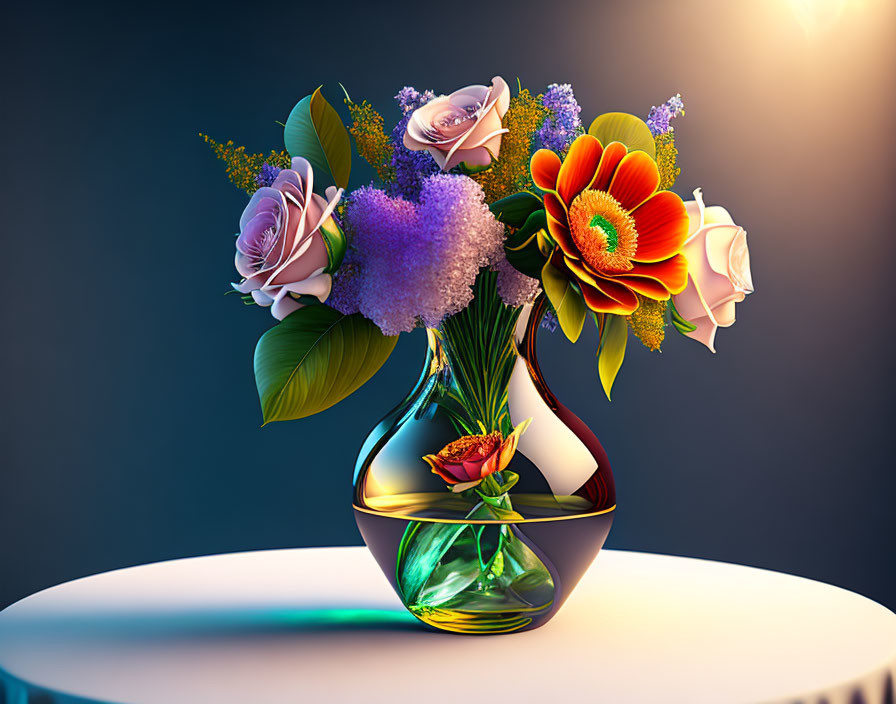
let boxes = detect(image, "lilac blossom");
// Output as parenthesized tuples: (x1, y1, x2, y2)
(254, 163, 282, 189)
(389, 86, 440, 200)
(395, 86, 436, 114)
(329, 175, 505, 335)
(646, 94, 685, 136)
(494, 257, 540, 308)
(536, 83, 583, 155)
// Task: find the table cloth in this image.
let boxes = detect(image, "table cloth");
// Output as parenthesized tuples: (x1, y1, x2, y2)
(0, 547, 893, 704)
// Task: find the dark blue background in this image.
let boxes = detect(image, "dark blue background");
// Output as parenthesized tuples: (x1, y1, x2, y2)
(2, 0, 894, 611)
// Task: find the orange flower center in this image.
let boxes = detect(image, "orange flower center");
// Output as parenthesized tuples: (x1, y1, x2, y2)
(438, 432, 501, 461)
(568, 189, 638, 273)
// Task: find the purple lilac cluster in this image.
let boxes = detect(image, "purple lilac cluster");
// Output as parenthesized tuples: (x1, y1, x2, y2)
(495, 257, 540, 308)
(395, 86, 435, 114)
(389, 86, 440, 200)
(536, 83, 583, 155)
(254, 163, 282, 189)
(646, 94, 685, 136)
(330, 175, 506, 335)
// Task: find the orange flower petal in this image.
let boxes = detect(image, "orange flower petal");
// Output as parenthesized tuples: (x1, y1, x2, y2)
(606, 273, 670, 300)
(563, 256, 602, 288)
(607, 151, 660, 211)
(564, 258, 639, 313)
(614, 255, 689, 296)
(579, 278, 639, 315)
(631, 191, 689, 263)
(557, 134, 603, 204)
(589, 141, 628, 192)
(544, 193, 579, 258)
(547, 219, 579, 259)
(531, 149, 562, 192)
(543, 191, 567, 222)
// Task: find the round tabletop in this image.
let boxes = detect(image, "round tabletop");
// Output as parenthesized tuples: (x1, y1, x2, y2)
(0, 548, 893, 704)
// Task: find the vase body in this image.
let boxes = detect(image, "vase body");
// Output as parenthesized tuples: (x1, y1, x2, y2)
(353, 284, 616, 634)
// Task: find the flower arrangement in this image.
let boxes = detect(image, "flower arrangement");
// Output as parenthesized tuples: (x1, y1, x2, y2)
(208, 79, 754, 428)
(209, 79, 755, 632)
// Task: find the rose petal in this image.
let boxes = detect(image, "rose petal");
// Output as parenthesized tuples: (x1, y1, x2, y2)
(490, 76, 511, 117)
(443, 111, 507, 169)
(684, 314, 719, 353)
(279, 270, 332, 301)
(729, 229, 754, 294)
(704, 205, 735, 226)
(672, 273, 717, 328)
(269, 288, 303, 321)
(446, 146, 491, 170)
(713, 298, 738, 327)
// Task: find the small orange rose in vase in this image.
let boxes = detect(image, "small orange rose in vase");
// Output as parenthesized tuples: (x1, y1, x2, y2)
(423, 418, 531, 498)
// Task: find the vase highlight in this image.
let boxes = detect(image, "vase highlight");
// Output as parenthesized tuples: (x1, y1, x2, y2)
(353, 277, 615, 634)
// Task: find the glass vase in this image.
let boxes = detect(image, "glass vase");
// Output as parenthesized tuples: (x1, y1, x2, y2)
(353, 273, 616, 634)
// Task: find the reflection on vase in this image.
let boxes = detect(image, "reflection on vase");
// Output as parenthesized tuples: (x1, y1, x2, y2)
(353, 274, 615, 634)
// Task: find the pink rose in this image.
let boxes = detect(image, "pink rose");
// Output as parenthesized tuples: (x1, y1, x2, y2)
(672, 189, 754, 352)
(403, 76, 511, 171)
(422, 419, 530, 493)
(233, 157, 342, 320)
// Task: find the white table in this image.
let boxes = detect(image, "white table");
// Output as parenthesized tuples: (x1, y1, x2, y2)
(0, 547, 893, 704)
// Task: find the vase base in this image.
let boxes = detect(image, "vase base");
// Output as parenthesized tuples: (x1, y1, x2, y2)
(354, 504, 614, 635)
(409, 604, 550, 634)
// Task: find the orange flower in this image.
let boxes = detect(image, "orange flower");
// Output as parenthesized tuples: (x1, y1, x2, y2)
(423, 419, 530, 491)
(531, 134, 690, 315)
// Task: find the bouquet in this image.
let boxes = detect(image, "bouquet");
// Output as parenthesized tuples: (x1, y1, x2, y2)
(205, 77, 754, 426)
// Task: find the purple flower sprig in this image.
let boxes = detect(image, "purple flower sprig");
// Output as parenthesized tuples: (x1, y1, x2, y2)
(536, 83, 584, 156)
(389, 86, 440, 200)
(254, 162, 283, 189)
(646, 94, 685, 137)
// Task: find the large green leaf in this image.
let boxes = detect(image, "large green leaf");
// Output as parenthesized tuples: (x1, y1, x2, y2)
(284, 87, 352, 191)
(254, 305, 397, 424)
(588, 112, 656, 160)
(490, 191, 543, 228)
(541, 259, 587, 343)
(597, 313, 628, 400)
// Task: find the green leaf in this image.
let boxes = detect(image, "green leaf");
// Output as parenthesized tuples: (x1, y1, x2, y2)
(490, 191, 543, 228)
(497, 470, 520, 494)
(597, 313, 628, 400)
(459, 161, 493, 175)
(541, 259, 587, 343)
(668, 297, 697, 334)
(317, 215, 346, 273)
(504, 209, 549, 278)
(588, 112, 656, 160)
(254, 305, 397, 424)
(283, 86, 352, 191)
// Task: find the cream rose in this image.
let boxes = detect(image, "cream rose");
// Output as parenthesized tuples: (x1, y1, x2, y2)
(403, 76, 511, 171)
(233, 157, 343, 320)
(672, 189, 754, 352)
